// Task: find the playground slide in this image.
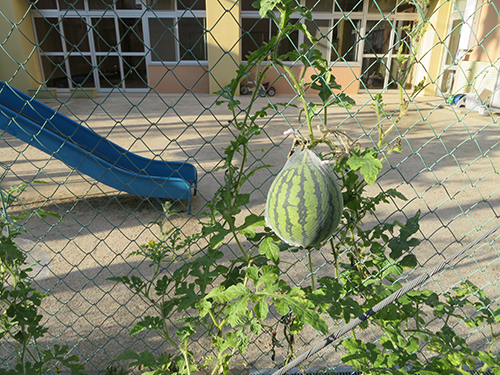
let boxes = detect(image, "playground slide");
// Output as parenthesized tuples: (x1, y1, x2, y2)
(0, 82, 197, 210)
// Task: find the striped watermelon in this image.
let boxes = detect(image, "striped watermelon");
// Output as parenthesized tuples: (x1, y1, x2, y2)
(265, 148, 343, 247)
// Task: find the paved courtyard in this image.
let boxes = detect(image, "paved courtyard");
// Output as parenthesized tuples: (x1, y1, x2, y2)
(1, 91, 499, 371)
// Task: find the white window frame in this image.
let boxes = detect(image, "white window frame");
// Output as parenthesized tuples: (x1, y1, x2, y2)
(144, 9, 208, 66)
(31, 0, 208, 92)
(240, 0, 421, 81)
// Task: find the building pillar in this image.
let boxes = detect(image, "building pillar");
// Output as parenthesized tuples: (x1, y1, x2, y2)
(206, 0, 241, 95)
(417, 0, 453, 96)
(0, 0, 42, 92)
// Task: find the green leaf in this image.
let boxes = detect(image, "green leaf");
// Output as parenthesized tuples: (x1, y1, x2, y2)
(259, 237, 280, 264)
(203, 222, 230, 249)
(206, 286, 227, 304)
(246, 266, 260, 283)
(130, 316, 164, 335)
(274, 298, 290, 315)
(209, 231, 228, 250)
(293, 22, 317, 44)
(117, 349, 157, 368)
(254, 300, 269, 320)
(176, 323, 196, 343)
(294, 4, 313, 21)
(240, 213, 266, 229)
(347, 151, 383, 185)
(399, 254, 417, 268)
(341, 297, 363, 324)
(206, 283, 251, 304)
(41, 345, 86, 375)
(310, 73, 342, 105)
(259, 0, 281, 18)
(255, 269, 279, 289)
(225, 283, 251, 301)
(234, 193, 250, 210)
(250, 319, 262, 335)
(385, 188, 407, 201)
(196, 299, 212, 317)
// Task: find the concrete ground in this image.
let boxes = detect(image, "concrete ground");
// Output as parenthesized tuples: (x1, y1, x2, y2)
(1, 91, 499, 372)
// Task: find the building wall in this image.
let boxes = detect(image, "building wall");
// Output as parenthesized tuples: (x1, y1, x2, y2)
(148, 65, 209, 94)
(206, 0, 241, 94)
(0, 0, 42, 93)
(243, 66, 360, 96)
(468, 0, 500, 62)
(419, 0, 453, 96)
(1, 0, 445, 96)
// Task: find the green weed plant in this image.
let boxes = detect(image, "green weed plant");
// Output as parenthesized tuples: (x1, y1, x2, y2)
(0, 183, 84, 375)
(114, 1, 500, 375)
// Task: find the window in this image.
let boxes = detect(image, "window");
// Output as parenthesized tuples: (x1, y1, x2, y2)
(34, 17, 62, 52)
(62, 18, 90, 53)
(118, 18, 145, 53)
(147, 15, 207, 62)
(68, 55, 94, 87)
(31, 0, 207, 90)
(241, 18, 269, 58)
(96, 55, 121, 88)
(241, 0, 258, 11)
(361, 57, 388, 89)
(241, 0, 362, 63)
(31, 0, 57, 8)
(92, 17, 118, 53)
(336, 0, 363, 12)
(241, 17, 299, 60)
(178, 18, 206, 61)
(305, 0, 362, 12)
(122, 56, 147, 87)
(147, 0, 176, 10)
(31, 0, 84, 9)
(177, 0, 205, 10)
(40, 55, 68, 87)
(149, 18, 176, 61)
(115, 0, 143, 10)
(368, 0, 397, 13)
(87, 0, 115, 10)
(444, 19, 462, 65)
(331, 19, 360, 61)
(364, 20, 391, 55)
(305, 0, 334, 12)
(305, 19, 331, 59)
(305, 18, 360, 62)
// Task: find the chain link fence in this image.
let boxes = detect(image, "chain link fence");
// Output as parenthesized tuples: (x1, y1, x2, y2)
(1, 0, 499, 373)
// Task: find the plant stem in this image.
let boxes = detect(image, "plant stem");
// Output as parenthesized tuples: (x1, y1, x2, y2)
(181, 344, 191, 375)
(241, 57, 270, 127)
(281, 64, 314, 140)
(234, 142, 248, 200)
(234, 233, 248, 261)
(308, 249, 315, 290)
(330, 239, 339, 279)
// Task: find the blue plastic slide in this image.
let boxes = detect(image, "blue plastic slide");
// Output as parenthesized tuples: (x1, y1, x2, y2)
(0, 81, 197, 211)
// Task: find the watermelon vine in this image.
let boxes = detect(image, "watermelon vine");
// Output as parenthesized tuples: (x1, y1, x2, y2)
(112, 1, 500, 375)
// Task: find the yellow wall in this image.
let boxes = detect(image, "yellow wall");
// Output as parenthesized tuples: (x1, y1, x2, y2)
(421, 0, 453, 96)
(0, 0, 41, 92)
(206, 0, 241, 95)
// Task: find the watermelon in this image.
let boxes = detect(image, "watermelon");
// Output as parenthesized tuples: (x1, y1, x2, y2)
(265, 148, 343, 247)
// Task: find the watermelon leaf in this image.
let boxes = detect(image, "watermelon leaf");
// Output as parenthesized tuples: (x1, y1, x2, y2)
(259, 237, 280, 265)
(259, 0, 281, 18)
(254, 300, 269, 320)
(347, 151, 383, 185)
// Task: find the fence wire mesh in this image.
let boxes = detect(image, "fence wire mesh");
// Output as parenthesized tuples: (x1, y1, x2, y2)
(0, 0, 500, 373)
